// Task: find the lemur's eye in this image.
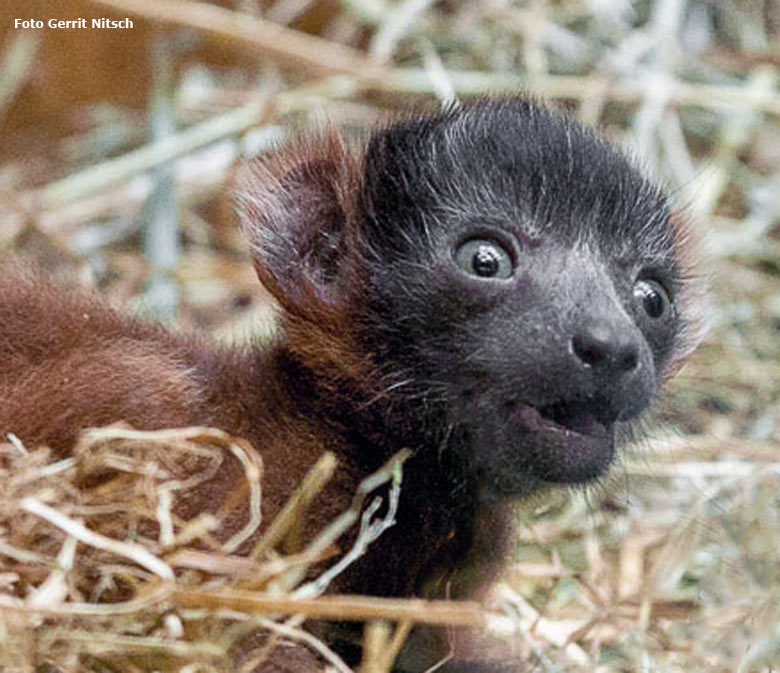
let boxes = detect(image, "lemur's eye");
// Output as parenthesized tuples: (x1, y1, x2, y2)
(633, 278, 671, 319)
(454, 239, 514, 280)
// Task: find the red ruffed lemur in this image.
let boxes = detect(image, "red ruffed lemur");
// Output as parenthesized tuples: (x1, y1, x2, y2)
(0, 98, 702, 672)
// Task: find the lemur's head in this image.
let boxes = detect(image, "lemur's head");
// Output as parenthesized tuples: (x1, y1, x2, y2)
(240, 98, 703, 495)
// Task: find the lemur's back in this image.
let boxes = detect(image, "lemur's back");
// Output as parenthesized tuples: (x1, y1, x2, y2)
(0, 272, 206, 452)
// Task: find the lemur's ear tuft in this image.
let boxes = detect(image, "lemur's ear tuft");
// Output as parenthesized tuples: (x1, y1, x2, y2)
(237, 131, 362, 321)
(665, 210, 710, 377)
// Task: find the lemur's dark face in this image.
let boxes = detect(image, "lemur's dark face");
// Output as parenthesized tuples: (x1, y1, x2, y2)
(359, 100, 691, 495)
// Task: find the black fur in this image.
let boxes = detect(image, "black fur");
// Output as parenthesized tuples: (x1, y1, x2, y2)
(238, 98, 702, 670)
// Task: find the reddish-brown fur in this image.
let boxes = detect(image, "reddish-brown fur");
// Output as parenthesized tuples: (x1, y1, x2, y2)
(0, 267, 361, 538)
(0, 268, 372, 671)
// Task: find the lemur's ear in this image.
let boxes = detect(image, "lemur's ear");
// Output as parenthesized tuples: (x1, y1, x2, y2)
(238, 131, 361, 321)
(665, 210, 709, 378)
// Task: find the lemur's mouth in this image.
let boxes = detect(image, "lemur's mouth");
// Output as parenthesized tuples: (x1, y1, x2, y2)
(519, 401, 610, 437)
(515, 401, 615, 483)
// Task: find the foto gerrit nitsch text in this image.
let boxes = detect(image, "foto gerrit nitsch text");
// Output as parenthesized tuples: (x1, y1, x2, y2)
(14, 18, 134, 30)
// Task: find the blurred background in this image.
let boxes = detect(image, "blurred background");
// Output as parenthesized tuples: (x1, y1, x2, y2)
(0, 1, 778, 671)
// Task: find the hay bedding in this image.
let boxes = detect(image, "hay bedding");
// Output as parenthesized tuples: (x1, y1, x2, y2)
(0, 424, 462, 673)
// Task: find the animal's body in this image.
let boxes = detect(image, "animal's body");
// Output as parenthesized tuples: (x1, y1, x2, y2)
(0, 98, 701, 671)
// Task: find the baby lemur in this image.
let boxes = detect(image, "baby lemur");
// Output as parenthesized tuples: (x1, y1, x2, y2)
(0, 98, 701, 671)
